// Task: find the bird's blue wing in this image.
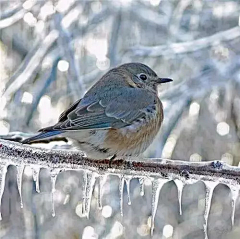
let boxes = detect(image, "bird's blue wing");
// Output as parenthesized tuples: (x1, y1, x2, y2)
(22, 130, 62, 144)
(23, 88, 157, 144)
(46, 88, 157, 131)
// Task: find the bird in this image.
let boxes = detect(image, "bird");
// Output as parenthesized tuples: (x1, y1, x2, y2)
(22, 63, 172, 160)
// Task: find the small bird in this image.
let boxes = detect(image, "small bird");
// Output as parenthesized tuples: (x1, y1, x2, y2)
(23, 63, 172, 159)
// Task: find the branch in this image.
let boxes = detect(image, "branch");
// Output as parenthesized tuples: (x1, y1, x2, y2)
(130, 26, 240, 56)
(0, 139, 239, 186)
(168, 0, 192, 41)
(54, 13, 84, 100)
(0, 0, 39, 29)
(155, 97, 192, 157)
(3, 30, 59, 98)
(25, 58, 60, 125)
(0, 8, 26, 29)
(127, 3, 167, 30)
(108, 9, 122, 67)
(3, 7, 111, 99)
(0, 4, 22, 20)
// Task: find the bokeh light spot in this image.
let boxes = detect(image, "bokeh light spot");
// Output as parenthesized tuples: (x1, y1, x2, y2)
(57, 60, 69, 72)
(82, 226, 98, 239)
(23, 0, 36, 10)
(190, 153, 202, 162)
(149, 0, 161, 6)
(21, 91, 33, 104)
(189, 102, 200, 116)
(102, 205, 112, 218)
(163, 224, 173, 238)
(23, 12, 37, 27)
(216, 122, 229, 136)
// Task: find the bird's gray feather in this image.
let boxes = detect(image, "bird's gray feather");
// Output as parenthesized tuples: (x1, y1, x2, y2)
(42, 88, 156, 131)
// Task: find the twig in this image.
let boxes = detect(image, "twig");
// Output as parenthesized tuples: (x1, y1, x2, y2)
(0, 4, 22, 20)
(3, 30, 59, 98)
(72, 6, 112, 38)
(0, 0, 39, 29)
(108, 9, 122, 67)
(3, 40, 41, 90)
(0, 8, 26, 29)
(168, 0, 192, 41)
(54, 13, 84, 100)
(0, 139, 239, 185)
(127, 3, 167, 30)
(25, 58, 60, 125)
(130, 26, 240, 56)
(156, 97, 192, 156)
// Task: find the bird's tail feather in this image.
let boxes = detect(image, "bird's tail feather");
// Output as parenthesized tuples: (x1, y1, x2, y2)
(22, 131, 62, 144)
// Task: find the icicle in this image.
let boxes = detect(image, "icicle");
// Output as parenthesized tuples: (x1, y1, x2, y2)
(229, 185, 239, 227)
(0, 163, 8, 220)
(32, 167, 40, 193)
(119, 175, 125, 216)
(151, 178, 169, 236)
(125, 176, 132, 205)
(203, 181, 218, 239)
(50, 169, 59, 217)
(82, 171, 87, 215)
(16, 165, 24, 208)
(84, 172, 96, 218)
(97, 175, 106, 210)
(139, 177, 145, 196)
(174, 179, 184, 215)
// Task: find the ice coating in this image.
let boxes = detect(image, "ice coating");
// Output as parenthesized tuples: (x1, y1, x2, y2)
(32, 166, 40, 193)
(229, 185, 239, 226)
(16, 165, 24, 208)
(139, 177, 145, 196)
(0, 163, 8, 220)
(0, 140, 240, 234)
(97, 175, 104, 210)
(84, 171, 96, 218)
(50, 169, 59, 217)
(151, 178, 169, 236)
(82, 171, 87, 215)
(119, 175, 124, 216)
(203, 181, 218, 239)
(174, 179, 184, 215)
(125, 176, 132, 205)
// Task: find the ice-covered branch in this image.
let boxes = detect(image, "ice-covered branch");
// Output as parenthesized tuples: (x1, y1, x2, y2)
(0, 8, 26, 29)
(3, 31, 59, 98)
(3, 7, 111, 100)
(0, 139, 239, 185)
(127, 3, 167, 30)
(0, 0, 39, 29)
(0, 138, 239, 236)
(0, 4, 22, 20)
(25, 58, 60, 125)
(130, 26, 240, 56)
(54, 13, 84, 100)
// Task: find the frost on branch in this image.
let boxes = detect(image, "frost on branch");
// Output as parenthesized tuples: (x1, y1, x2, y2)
(0, 139, 239, 237)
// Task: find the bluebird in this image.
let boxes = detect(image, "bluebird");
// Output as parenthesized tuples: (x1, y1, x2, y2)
(23, 63, 172, 159)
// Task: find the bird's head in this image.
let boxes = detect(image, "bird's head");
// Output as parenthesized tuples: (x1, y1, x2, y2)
(118, 62, 172, 92)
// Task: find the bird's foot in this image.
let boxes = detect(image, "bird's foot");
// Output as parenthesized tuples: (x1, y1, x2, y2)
(108, 154, 117, 168)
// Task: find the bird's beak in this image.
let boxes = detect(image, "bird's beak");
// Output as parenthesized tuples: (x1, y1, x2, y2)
(156, 78, 173, 84)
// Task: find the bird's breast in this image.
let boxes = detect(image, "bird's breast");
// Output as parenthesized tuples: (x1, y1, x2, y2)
(104, 100, 163, 154)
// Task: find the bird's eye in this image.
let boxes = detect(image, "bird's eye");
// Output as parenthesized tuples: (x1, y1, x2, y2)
(139, 74, 147, 81)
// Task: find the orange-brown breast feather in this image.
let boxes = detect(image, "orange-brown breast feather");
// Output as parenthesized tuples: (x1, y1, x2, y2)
(104, 99, 163, 153)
